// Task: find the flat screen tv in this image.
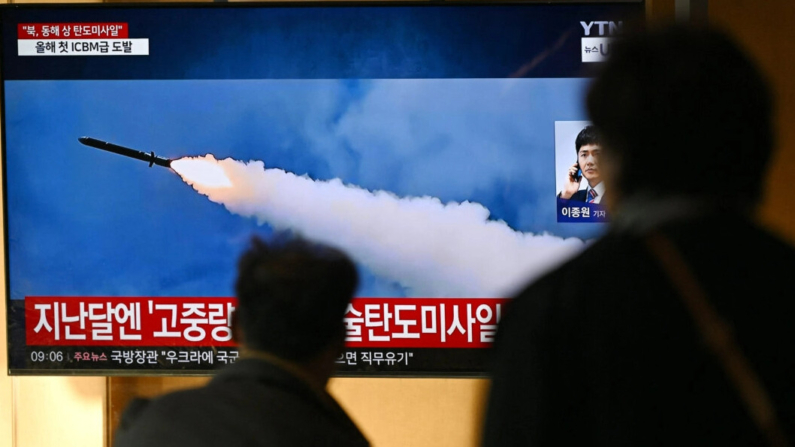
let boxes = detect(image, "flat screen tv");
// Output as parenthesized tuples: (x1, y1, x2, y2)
(2, 1, 643, 375)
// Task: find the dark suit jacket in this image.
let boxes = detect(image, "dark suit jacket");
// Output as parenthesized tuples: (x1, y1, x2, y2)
(565, 188, 605, 204)
(114, 358, 369, 447)
(483, 214, 795, 446)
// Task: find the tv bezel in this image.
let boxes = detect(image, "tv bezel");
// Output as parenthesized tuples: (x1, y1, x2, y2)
(1, 0, 644, 377)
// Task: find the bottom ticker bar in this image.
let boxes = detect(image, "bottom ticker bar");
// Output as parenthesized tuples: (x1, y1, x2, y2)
(21, 346, 491, 376)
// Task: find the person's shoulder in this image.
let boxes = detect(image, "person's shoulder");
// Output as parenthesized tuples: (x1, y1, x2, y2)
(120, 386, 211, 422)
(114, 386, 218, 446)
(719, 218, 795, 280)
(513, 232, 635, 297)
(503, 234, 637, 330)
(116, 397, 154, 434)
(668, 214, 795, 269)
(743, 220, 795, 260)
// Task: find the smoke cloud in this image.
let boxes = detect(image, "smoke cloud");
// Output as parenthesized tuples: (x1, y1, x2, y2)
(176, 155, 585, 297)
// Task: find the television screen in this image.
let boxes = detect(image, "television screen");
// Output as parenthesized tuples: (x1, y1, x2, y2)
(2, 1, 643, 375)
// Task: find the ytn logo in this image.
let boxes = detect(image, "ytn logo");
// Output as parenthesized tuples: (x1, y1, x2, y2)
(580, 21, 623, 36)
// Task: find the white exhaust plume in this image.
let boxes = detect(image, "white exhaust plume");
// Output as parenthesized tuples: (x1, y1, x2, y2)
(172, 155, 585, 297)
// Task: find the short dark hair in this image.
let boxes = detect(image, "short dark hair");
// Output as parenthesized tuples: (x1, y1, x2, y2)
(586, 25, 773, 206)
(234, 234, 358, 362)
(575, 125, 601, 154)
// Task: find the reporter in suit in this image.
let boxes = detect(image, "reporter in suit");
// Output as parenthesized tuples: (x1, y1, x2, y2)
(559, 126, 605, 205)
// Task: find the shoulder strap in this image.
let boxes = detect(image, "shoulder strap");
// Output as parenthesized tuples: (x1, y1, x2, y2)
(644, 232, 788, 447)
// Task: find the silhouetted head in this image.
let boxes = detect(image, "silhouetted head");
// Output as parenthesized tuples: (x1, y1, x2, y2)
(234, 234, 358, 363)
(587, 25, 774, 210)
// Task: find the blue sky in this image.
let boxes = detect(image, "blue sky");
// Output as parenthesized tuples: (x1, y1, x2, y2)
(4, 78, 602, 299)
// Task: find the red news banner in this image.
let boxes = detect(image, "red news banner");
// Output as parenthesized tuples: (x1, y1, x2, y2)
(18, 23, 128, 39)
(25, 297, 507, 349)
(16, 23, 148, 56)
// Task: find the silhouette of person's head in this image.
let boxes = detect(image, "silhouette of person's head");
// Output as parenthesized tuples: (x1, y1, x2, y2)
(587, 25, 774, 211)
(234, 235, 357, 368)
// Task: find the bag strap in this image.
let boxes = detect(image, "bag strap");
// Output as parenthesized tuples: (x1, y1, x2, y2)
(644, 232, 789, 447)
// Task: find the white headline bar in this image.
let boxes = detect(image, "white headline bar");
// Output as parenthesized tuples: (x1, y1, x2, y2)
(18, 39, 149, 56)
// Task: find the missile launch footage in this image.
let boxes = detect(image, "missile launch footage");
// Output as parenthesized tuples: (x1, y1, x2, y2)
(9, 79, 601, 303)
(74, 122, 586, 298)
(79, 137, 172, 168)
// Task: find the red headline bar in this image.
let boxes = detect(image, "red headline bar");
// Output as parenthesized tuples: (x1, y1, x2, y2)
(18, 23, 129, 39)
(25, 296, 508, 348)
(26, 297, 236, 347)
(344, 298, 507, 348)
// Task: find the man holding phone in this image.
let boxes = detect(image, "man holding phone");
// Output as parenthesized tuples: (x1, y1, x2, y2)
(559, 125, 604, 204)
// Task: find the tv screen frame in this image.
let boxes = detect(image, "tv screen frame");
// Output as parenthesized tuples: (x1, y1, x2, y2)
(1, 0, 644, 376)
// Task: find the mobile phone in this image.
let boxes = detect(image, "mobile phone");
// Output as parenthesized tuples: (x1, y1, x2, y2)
(572, 163, 582, 182)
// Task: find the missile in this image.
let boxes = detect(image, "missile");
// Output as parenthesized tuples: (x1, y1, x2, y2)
(78, 136, 172, 168)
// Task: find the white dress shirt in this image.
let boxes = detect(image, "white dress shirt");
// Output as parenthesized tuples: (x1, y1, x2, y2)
(585, 182, 605, 204)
